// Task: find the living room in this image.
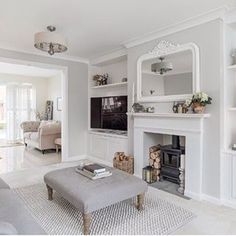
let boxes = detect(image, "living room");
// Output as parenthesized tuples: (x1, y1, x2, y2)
(0, 61, 63, 173)
(1, 0, 236, 235)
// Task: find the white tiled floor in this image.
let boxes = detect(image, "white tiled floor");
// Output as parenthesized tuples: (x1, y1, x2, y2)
(1, 147, 236, 234)
(0, 146, 61, 174)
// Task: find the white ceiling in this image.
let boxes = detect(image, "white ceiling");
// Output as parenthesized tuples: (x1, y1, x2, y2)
(0, 62, 60, 78)
(0, 0, 235, 60)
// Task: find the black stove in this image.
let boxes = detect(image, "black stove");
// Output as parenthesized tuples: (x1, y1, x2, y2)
(160, 135, 185, 184)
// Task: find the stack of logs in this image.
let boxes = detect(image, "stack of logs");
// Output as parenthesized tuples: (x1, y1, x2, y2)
(149, 145, 161, 181)
(113, 152, 134, 174)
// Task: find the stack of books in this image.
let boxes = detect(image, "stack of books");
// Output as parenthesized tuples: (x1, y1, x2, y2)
(76, 163, 112, 180)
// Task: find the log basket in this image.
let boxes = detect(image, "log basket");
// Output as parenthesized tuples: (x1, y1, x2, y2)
(113, 152, 134, 174)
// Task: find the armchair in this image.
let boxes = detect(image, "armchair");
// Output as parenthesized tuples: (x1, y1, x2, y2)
(21, 121, 61, 154)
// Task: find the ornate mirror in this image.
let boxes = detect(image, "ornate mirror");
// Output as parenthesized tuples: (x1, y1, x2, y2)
(137, 41, 200, 102)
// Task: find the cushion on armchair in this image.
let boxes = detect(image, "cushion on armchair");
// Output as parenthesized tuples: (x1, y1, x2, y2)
(39, 122, 61, 136)
(20, 121, 40, 133)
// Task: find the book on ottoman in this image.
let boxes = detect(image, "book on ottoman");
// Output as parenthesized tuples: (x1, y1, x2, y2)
(75, 163, 112, 180)
(83, 164, 106, 174)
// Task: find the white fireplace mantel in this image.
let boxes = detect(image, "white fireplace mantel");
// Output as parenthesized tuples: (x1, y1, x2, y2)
(130, 112, 210, 200)
(127, 112, 210, 119)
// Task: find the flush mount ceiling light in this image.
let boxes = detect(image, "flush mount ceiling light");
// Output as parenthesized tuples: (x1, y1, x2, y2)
(34, 26, 68, 56)
(151, 57, 173, 75)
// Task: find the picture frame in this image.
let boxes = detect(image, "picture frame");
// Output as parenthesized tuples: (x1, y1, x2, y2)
(57, 97, 62, 111)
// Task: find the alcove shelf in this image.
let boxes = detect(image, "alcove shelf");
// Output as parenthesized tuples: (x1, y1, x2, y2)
(91, 82, 127, 89)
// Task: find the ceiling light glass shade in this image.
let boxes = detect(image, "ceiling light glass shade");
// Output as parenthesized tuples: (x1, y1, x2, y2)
(34, 26, 67, 55)
(151, 57, 173, 75)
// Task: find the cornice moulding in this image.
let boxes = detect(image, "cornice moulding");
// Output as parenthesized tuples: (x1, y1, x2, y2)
(90, 48, 127, 66)
(123, 6, 228, 49)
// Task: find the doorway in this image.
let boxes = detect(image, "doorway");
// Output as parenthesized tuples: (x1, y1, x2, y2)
(0, 59, 68, 174)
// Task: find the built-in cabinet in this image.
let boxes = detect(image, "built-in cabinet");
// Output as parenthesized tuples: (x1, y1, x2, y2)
(88, 132, 128, 164)
(88, 52, 129, 164)
(221, 20, 236, 208)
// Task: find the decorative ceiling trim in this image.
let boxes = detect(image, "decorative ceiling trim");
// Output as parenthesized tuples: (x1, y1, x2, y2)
(0, 45, 89, 64)
(90, 47, 127, 66)
(123, 6, 228, 49)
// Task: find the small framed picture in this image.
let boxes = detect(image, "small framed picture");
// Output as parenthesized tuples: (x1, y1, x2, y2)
(57, 97, 62, 111)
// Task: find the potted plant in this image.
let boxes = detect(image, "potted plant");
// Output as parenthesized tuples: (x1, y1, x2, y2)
(185, 92, 212, 113)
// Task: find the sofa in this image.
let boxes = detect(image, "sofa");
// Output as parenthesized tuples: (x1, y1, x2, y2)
(21, 121, 61, 154)
(0, 178, 45, 234)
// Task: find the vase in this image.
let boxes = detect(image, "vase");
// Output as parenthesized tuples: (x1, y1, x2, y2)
(192, 103, 205, 113)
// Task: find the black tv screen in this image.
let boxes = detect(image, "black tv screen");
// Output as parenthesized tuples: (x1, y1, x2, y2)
(91, 96, 127, 131)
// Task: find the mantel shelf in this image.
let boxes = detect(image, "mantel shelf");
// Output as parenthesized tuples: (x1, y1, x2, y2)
(127, 112, 210, 119)
(91, 82, 127, 89)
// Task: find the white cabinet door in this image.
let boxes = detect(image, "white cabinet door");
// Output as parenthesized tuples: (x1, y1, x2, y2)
(89, 134, 107, 160)
(107, 137, 128, 163)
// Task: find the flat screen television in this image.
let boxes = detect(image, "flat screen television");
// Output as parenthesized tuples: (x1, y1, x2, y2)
(91, 96, 127, 131)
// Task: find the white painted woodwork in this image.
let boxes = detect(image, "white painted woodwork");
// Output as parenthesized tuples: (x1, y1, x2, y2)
(131, 113, 209, 200)
(88, 132, 128, 164)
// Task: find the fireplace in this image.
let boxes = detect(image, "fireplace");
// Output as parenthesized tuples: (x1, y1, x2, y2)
(131, 112, 209, 200)
(160, 135, 185, 184)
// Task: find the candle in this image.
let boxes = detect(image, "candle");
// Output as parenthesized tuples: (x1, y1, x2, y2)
(132, 82, 135, 106)
(180, 154, 185, 169)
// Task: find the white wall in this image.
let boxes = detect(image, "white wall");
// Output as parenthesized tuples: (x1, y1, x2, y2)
(98, 60, 127, 84)
(127, 19, 223, 199)
(47, 74, 62, 121)
(0, 48, 88, 158)
(0, 73, 48, 114)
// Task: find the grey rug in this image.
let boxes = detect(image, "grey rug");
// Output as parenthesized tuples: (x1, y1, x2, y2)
(13, 184, 195, 235)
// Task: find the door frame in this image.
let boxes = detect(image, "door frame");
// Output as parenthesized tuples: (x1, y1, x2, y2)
(0, 56, 69, 162)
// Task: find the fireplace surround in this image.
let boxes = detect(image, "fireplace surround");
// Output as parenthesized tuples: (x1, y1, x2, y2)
(129, 112, 210, 200)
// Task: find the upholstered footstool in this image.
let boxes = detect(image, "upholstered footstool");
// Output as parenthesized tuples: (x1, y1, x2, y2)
(44, 166, 147, 234)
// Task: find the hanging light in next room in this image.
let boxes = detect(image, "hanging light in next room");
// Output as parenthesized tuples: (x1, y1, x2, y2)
(34, 26, 68, 56)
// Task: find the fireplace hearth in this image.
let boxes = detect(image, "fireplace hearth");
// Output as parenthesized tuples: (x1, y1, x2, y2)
(160, 135, 185, 184)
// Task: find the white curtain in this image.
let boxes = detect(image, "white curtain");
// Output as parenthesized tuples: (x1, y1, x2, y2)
(6, 83, 36, 143)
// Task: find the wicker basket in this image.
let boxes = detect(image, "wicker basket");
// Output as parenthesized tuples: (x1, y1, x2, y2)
(113, 152, 134, 174)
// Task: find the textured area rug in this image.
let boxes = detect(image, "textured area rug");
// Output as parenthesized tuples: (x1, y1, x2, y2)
(13, 184, 195, 235)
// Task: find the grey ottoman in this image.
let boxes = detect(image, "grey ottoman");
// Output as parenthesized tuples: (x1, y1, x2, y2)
(44, 166, 148, 234)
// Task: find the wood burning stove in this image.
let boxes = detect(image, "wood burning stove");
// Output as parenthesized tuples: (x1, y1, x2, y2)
(160, 135, 185, 184)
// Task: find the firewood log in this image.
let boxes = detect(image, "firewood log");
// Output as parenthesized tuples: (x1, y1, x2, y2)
(154, 161, 161, 169)
(149, 159, 154, 166)
(149, 145, 160, 153)
(150, 151, 158, 160)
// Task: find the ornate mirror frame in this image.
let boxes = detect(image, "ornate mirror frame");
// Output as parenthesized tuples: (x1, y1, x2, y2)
(136, 41, 200, 103)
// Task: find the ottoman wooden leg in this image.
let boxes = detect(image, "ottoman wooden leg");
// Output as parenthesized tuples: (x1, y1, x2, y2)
(137, 193, 145, 211)
(46, 184, 53, 201)
(83, 213, 91, 235)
